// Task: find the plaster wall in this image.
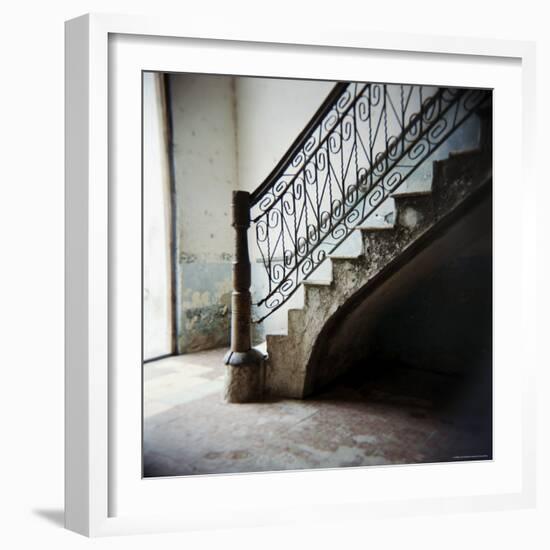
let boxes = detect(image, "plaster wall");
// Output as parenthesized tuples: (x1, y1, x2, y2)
(235, 77, 334, 194)
(169, 73, 237, 352)
(168, 75, 337, 348)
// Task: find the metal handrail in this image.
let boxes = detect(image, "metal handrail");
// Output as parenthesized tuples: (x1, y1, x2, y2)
(245, 82, 491, 322)
(250, 82, 349, 205)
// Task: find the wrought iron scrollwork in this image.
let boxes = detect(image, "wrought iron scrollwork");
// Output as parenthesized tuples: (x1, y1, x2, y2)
(249, 82, 490, 322)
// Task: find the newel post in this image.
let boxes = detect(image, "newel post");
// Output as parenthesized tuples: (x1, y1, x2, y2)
(223, 190, 265, 403)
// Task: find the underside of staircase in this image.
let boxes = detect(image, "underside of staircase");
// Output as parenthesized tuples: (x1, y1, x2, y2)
(262, 146, 492, 399)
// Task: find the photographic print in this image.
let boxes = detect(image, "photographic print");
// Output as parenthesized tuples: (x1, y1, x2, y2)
(142, 72, 493, 478)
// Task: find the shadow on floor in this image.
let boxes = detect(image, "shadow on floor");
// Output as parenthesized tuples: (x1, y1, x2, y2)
(143, 349, 492, 477)
(316, 357, 493, 463)
(33, 508, 64, 528)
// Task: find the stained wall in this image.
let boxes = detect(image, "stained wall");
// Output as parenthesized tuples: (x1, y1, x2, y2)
(168, 74, 335, 351)
(169, 74, 237, 352)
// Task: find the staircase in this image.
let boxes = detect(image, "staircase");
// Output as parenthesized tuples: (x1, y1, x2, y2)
(224, 81, 492, 403)
(264, 147, 491, 397)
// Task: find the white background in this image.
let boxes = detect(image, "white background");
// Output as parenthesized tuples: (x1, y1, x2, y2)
(0, 1, 548, 548)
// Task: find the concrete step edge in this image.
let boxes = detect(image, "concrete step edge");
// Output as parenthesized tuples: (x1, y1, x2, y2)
(302, 279, 332, 286)
(392, 189, 432, 199)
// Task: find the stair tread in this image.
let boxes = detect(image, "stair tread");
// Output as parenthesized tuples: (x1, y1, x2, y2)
(303, 278, 332, 286)
(358, 224, 395, 231)
(265, 331, 287, 338)
(328, 253, 362, 259)
(393, 189, 432, 198)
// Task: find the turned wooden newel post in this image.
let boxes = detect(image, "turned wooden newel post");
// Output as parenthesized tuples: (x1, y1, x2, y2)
(230, 190, 252, 353)
(223, 190, 265, 403)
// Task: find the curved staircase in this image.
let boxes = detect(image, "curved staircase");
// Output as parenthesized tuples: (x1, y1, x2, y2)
(264, 147, 491, 397)
(224, 81, 492, 402)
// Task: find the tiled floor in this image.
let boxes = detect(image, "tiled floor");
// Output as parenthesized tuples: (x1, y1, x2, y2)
(143, 348, 492, 477)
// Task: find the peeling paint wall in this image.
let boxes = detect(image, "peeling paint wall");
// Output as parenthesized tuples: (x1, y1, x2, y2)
(168, 74, 340, 351)
(169, 74, 237, 352)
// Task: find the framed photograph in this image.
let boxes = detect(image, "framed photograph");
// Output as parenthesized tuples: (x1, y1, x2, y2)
(65, 13, 536, 537)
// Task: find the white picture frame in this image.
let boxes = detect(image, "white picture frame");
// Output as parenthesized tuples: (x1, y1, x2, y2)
(65, 13, 537, 537)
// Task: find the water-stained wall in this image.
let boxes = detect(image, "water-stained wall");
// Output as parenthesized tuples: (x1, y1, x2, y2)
(168, 74, 339, 352)
(169, 74, 237, 352)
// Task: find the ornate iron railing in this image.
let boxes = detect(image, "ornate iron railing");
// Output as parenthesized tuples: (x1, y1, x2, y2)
(248, 82, 491, 322)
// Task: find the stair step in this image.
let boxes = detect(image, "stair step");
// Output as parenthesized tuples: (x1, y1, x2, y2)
(448, 147, 480, 159)
(266, 333, 287, 343)
(358, 223, 395, 231)
(303, 278, 332, 286)
(392, 189, 432, 199)
(327, 253, 363, 260)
